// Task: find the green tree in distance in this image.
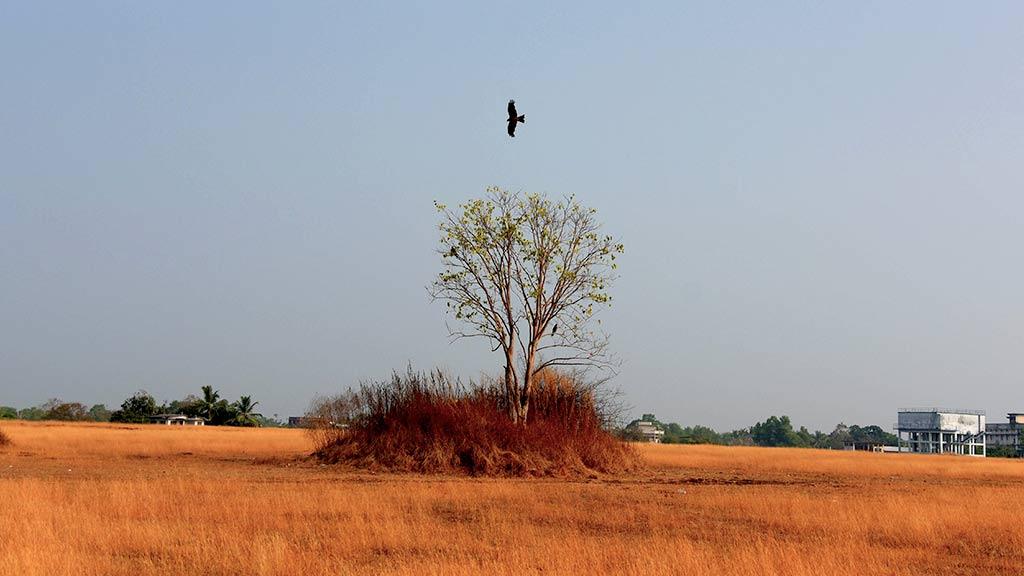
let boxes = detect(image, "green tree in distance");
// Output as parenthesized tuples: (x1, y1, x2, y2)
(110, 391, 158, 423)
(750, 415, 801, 447)
(45, 402, 89, 421)
(17, 406, 45, 421)
(87, 404, 111, 422)
(198, 386, 221, 422)
(229, 396, 262, 427)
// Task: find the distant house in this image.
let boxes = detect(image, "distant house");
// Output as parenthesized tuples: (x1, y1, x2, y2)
(843, 441, 885, 452)
(148, 414, 204, 426)
(636, 421, 664, 443)
(288, 416, 323, 428)
(627, 414, 665, 443)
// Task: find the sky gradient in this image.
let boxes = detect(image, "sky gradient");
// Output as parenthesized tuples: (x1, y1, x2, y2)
(2, 2, 1023, 431)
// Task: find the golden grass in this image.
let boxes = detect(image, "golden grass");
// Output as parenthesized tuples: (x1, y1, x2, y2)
(2, 421, 1024, 575)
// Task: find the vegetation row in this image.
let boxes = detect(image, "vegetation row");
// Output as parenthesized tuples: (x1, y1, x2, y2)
(0, 385, 272, 427)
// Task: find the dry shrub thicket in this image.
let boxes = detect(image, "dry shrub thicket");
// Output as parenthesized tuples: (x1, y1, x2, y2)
(0, 428, 10, 447)
(309, 367, 635, 476)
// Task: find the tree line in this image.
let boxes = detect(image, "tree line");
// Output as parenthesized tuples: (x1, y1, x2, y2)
(0, 386, 280, 427)
(623, 414, 899, 449)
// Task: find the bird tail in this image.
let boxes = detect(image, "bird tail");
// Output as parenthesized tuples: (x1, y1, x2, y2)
(518, 114, 525, 123)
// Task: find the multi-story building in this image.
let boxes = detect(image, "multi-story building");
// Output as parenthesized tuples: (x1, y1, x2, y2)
(985, 413, 1024, 455)
(895, 409, 986, 456)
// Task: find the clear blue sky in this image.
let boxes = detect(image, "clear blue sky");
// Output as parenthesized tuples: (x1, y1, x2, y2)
(2, 2, 1023, 431)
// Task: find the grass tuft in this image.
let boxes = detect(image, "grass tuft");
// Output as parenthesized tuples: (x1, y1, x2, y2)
(0, 428, 10, 447)
(310, 368, 637, 477)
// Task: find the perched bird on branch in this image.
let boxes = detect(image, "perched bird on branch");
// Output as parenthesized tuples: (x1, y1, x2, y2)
(449, 246, 458, 257)
(507, 100, 526, 137)
(551, 324, 558, 336)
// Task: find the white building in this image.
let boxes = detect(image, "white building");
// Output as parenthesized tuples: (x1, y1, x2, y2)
(634, 420, 667, 440)
(148, 414, 205, 426)
(895, 409, 985, 456)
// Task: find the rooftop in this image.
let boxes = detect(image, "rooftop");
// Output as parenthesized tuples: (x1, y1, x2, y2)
(898, 408, 985, 416)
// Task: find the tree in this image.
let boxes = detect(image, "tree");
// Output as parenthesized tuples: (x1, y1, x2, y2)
(40, 398, 62, 414)
(197, 386, 221, 422)
(431, 187, 624, 424)
(166, 395, 202, 418)
(255, 414, 285, 428)
(683, 425, 723, 445)
(229, 396, 262, 427)
(750, 415, 801, 447)
(662, 422, 687, 443)
(811, 430, 829, 448)
(45, 402, 88, 421)
(794, 426, 815, 448)
(17, 406, 45, 421)
(0, 406, 16, 420)
(110, 391, 158, 423)
(826, 423, 853, 450)
(207, 399, 236, 426)
(720, 428, 753, 446)
(849, 424, 898, 446)
(87, 404, 111, 422)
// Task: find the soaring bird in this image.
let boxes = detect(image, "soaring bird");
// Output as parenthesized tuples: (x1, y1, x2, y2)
(507, 100, 525, 137)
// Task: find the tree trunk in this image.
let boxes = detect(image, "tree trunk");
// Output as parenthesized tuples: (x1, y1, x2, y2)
(504, 347, 520, 423)
(519, 343, 538, 425)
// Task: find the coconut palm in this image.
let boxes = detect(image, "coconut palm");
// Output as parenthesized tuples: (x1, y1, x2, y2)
(198, 386, 220, 422)
(230, 396, 262, 427)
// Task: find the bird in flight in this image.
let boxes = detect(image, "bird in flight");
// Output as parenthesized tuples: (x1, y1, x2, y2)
(507, 100, 525, 137)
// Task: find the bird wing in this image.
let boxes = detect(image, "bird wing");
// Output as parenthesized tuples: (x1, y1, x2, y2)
(508, 100, 517, 119)
(507, 120, 516, 137)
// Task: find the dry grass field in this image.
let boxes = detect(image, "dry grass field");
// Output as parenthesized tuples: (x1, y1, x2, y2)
(2, 421, 1024, 575)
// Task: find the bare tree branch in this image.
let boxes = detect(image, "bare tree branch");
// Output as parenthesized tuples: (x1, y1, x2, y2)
(429, 188, 624, 423)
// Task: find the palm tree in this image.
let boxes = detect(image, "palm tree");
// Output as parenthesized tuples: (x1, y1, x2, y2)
(198, 386, 220, 422)
(231, 396, 262, 427)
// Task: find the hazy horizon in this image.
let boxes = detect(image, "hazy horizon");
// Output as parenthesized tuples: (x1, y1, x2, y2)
(3, 2, 1023, 431)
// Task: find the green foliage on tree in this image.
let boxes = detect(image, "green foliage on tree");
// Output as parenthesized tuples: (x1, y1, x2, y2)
(255, 414, 285, 428)
(0, 406, 17, 420)
(229, 396, 262, 427)
(44, 402, 89, 421)
(750, 415, 802, 447)
(110, 391, 158, 423)
(820, 423, 898, 449)
(164, 395, 203, 418)
(848, 424, 898, 446)
(679, 424, 725, 444)
(87, 404, 112, 422)
(198, 386, 221, 422)
(208, 400, 235, 425)
(17, 406, 45, 421)
(719, 428, 754, 446)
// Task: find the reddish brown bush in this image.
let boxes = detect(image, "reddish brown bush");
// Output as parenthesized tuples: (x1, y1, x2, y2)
(311, 368, 637, 477)
(0, 428, 11, 447)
